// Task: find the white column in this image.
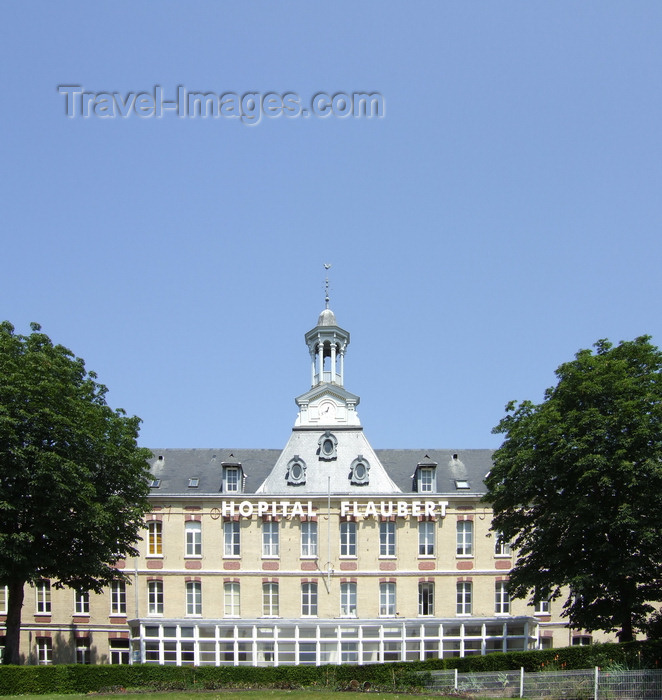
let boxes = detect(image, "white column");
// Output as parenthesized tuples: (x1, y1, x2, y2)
(330, 342, 337, 384)
(342, 349, 346, 385)
(310, 351, 316, 387)
(318, 339, 324, 385)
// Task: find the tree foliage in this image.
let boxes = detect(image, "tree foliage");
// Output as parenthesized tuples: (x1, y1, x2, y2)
(0, 322, 152, 663)
(484, 336, 662, 642)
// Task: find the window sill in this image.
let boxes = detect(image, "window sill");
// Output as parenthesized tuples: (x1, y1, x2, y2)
(418, 554, 435, 559)
(379, 555, 397, 560)
(146, 555, 164, 559)
(184, 555, 202, 559)
(456, 555, 474, 559)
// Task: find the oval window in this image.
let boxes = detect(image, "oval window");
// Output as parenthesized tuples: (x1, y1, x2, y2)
(323, 439, 334, 455)
(290, 463, 303, 480)
(354, 463, 366, 480)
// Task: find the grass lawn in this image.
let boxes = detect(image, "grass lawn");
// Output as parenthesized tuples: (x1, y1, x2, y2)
(0, 693, 450, 700)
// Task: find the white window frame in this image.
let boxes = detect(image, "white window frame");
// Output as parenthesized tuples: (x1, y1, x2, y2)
(535, 599, 550, 615)
(110, 581, 127, 615)
(76, 637, 91, 664)
(224, 466, 240, 493)
(456, 520, 473, 557)
(109, 639, 130, 664)
(494, 532, 512, 556)
(456, 581, 472, 615)
(418, 467, 435, 492)
(262, 521, 279, 558)
(418, 582, 434, 616)
(495, 581, 510, 614)
(379, 521, 396, 557)
(185, 521, 202, 557)
(262, 582, 279, 617)
(186, 581, 202, 616)
(36, 581, 51, 614)
(0, 586, 7, 614)
(224, 520, 240, 557)
(340, 581, 357, 617)
(418, 520, 435, 556)
(36, 637, 52, 665)
(147, 521, 163, 557)
(147, 580, 164, 615)
(301, 582, 318, 617)
(379, 582, 396, 616)
(340, 521, 357, 557)
(74, 589, 90, 615)
(224, 581, 240, 617)
(301, 521, 318, 558)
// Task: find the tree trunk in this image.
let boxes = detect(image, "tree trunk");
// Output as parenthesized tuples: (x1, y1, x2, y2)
(619, 611, 634, 643)
(3, 580, 25, 665)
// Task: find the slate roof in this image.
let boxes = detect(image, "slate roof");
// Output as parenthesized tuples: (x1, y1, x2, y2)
(147, 447, 493, 497)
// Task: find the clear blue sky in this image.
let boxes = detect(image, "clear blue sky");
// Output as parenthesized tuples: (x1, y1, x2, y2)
(2, 3, 661, 451)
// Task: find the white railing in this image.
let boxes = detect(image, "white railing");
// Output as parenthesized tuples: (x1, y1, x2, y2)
(425, 667, 662, 699)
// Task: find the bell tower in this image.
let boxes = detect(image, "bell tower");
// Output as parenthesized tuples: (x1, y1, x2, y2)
(294, 272, 360, 428)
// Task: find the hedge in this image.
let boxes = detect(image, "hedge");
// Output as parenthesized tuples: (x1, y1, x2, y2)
(1, 640, 661, 695)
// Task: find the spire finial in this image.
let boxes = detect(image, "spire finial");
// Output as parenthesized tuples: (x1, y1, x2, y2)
(323, 263, 332, 309)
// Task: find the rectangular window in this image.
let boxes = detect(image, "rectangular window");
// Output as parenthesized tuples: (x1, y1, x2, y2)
(186, 581, 202, 616)
(418, 467, 435, 492)
(494, 532, 512, 556)
(262, 582, 279, 617)
(379, 521, 396, 557)
(572, 635, 592, 646)
(456, 520, 473, 556)
(456, 581, 472, 615)
(224, 582, 240, 617)
(379, 582, 396, 616)
(224, 520, 240, 557)
(301, 582, 318, 616)
(110, 581, 127, 615)
(340, 521, 356, 557)
(262, 521, 279, 557)
(76, 638, 91, 664)
(301, 521, 318, 558)
(147, 521, 163, 556)
(185, 521, 202, 557)
(418, 521, 435, 556)
(418, 582, 434, 616)
(0, 586, 7, 614)
(36, 637, 52, 665)
(340, 582, 357, 617)
(224, 466, 240, 493)
(495, 581, 510, 614)
(109, 639, 130, 664)
(74, 590, 90, 615)
(36, 581, 51, 614)
(148, 580, 163, 615)
(535, 599, 550, 615)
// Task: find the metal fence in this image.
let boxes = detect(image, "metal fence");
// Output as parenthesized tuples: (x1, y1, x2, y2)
(424, 667, 662, 699)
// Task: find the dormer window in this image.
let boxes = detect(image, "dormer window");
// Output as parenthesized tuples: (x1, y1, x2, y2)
(349, 456, 370, 485)
(318, 431, 338, 461)
(188, 478, 199, 488)
(418, 468, 435, 492)
(149, 479, 161, 489)
(415, 461, 437, 492)
(287, 456, 307, 485)
(455, 480, 470, 490)
(223, 464, 242, 493)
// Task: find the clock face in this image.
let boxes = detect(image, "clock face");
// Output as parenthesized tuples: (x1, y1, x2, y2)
(319, 401, 336, 420)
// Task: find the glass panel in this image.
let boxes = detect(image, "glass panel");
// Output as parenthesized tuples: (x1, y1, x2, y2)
(383, 641, 401, 661)
(144, 626, 160, 638)
(298, 627, 317, 638)
(181, 642, 195, 665)
(180, 627, 195, 638)
(362, 642, 380, 663)
(361, 626, 380, 638)
(319, 626, 337, 638)
(199, 626, 217, 638)
(299, 642, 317, 665)
(163, 627, 177, 638)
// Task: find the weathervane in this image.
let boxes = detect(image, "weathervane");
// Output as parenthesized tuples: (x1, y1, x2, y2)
(324, 263, 332, 308)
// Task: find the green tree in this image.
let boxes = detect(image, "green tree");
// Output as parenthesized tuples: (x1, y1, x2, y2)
(0, 322, 152, 664)
(484, 336, 662, 643)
